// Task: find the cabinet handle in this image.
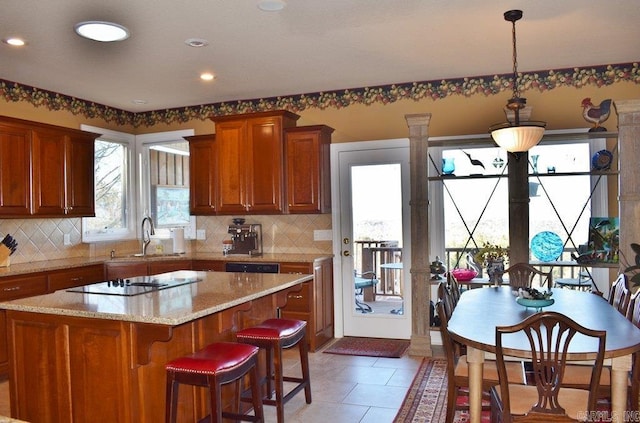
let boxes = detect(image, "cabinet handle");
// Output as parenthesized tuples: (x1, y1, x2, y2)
(70, 277, 83, 282)
(288, 294, 303, 300)
(3, 286, 21, 292)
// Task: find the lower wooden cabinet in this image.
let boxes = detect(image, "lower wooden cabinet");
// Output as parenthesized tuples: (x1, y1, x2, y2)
(105, 260, 192, 279)
(280, 258, 334, 351)
(47, 263, 104, 291)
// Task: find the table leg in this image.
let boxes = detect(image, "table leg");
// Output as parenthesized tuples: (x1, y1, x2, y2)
(611, 355, 632, 423)
(466, 346, 485, 423)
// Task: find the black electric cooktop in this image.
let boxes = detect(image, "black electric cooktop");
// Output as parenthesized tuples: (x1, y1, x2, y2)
(67, 271, 203, 297)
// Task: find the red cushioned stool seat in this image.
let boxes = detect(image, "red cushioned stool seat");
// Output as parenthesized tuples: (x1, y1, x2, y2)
(236, 319, 311, 423)
(165, 342, 264, 423)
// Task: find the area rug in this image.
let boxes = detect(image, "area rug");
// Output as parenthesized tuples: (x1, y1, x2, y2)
(393, 358, 489, 423)
(323, 337, 410, 358)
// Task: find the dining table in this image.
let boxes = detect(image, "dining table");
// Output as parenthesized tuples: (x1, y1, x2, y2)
(447, 286, 640, 423)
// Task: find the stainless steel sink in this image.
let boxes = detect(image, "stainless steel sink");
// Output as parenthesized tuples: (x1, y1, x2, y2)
(128, 253, 184, 258)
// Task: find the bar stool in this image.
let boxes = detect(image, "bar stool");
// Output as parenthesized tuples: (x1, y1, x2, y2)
(165, 342, 264, 423)
(235, 318, 311, 423)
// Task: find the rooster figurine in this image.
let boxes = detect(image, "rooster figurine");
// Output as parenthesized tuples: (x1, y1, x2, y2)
(581, 97, 612, 132)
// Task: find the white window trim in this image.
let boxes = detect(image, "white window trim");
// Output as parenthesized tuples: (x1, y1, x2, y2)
(136, 130, 195, 239)
(81, 125, 136, 242)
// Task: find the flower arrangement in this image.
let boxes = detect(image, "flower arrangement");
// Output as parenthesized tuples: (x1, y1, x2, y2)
(474, 242, 509, 266)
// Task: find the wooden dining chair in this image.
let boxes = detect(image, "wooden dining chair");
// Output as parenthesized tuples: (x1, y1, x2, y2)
(626, 290, 640, 413)
(490, 311, 606, 423)
(437, 284, 525, 423)
(505, 263, 552, 290)
(609, 273, 631, 315)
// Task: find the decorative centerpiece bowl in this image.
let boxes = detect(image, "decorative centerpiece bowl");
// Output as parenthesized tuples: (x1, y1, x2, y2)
(516, 287, 554, 312)
(450, 268, 478, 282)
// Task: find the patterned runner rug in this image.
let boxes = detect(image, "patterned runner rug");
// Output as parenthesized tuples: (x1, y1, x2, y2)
(393, 358, 489, 422)
(323, 337, 410, 358)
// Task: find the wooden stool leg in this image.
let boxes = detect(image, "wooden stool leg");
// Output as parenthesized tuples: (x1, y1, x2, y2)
(249, 362, 265, 422)
(209, 375, 223, 423)
(299, 337, 312, 404)
(265, 345, 274, 399)
(165, 373, 179, 423)
(274, 344, 285, 423)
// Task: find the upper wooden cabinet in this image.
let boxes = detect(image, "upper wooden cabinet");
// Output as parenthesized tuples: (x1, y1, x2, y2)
(285, 125, 333, 214)
(0, 116, 99, 217)
(0, 122, 32, 216)
(185, 134, 217, 215)
(211, 111, 299, 214)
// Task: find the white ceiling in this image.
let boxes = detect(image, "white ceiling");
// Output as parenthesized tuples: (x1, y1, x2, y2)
(2, 0, 638, 112)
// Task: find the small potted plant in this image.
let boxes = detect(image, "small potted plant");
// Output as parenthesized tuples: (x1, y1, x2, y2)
(474, 243, 509, 285)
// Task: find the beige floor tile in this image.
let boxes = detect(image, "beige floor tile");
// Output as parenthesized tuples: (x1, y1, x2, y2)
(342, 383, 409, 409)
(360, 406, 399, 423)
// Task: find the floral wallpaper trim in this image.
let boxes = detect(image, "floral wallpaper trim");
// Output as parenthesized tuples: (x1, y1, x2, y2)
(1, 62, 638, 128)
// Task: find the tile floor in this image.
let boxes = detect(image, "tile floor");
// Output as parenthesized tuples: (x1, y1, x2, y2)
(0, 338, 445, 423)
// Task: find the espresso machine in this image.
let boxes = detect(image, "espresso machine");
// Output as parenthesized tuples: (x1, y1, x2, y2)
(226, 219, 262, 256)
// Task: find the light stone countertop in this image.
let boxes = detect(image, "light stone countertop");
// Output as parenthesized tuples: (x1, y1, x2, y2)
(0, 252, 333, 278)
(0, 270, 313, 326)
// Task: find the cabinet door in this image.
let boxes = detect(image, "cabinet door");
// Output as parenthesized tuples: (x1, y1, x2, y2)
(285, 126, 333, 213)
(246, 116, 284, 213)
(105, 262, 149, 279)
(48, 264, 105, 291)
(0, 123, 32, 216)
(187, 135, 217, 215)
(216, 120, 249, 214)
(65, 133, 95, 216)
(0, 310, 7, 376)
(31, 127, 67, 216)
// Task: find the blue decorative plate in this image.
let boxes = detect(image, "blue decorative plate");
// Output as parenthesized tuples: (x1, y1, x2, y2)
(530, 231, 564, 262)
(591, 149, 613, 171)
(516, 297, 554, 310)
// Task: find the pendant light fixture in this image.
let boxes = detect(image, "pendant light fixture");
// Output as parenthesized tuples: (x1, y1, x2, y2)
(490, 10, 545, 153)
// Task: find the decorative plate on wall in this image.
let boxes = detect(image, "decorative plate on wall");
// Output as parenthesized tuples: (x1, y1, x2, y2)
(530, 231, 564, 262)
(591, 149, 613, 171)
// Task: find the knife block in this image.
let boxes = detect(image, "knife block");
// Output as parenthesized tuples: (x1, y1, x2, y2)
(0, 245, 10, 267)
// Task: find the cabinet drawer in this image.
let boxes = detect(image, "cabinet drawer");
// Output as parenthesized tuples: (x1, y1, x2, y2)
(282, 282, 312, 312)
(48, 264, 105, 291)
(149, 260, 191, 275)
(105, 262, 148, 279)
(0, 274, 48, 301)
(192, 260, 225, 272)
(279, 262, 313, 274)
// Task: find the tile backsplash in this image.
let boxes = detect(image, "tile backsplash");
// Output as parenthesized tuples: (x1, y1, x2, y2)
(0, 214, 334, 265)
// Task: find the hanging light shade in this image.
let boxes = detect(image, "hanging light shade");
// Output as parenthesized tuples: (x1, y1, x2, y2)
(490, 10, 546, 153)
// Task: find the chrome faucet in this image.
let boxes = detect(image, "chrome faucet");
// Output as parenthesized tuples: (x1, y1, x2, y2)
(141, 216, 155, 256)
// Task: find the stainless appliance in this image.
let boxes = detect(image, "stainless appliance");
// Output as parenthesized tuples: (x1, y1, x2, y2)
(224, 262, 279, 273)
(227, 222, 262, 256)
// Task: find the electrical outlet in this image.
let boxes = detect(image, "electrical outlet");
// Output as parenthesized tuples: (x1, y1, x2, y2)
(196, 229, 206, 240)
(313, 230, 333, 241)
(63, 233, 71, 246)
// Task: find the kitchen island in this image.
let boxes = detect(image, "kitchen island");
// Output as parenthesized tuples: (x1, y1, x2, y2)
(0, 270, 313, 423)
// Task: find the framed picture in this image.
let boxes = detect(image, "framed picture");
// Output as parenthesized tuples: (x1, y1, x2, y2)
(587, 217, 620, 263)
(151, 185, 191, 227)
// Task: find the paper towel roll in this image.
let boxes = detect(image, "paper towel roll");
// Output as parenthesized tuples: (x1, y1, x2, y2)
(171, 228, 185, 253)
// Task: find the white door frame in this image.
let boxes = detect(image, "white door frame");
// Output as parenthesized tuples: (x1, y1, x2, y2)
(330, 139, 411, 339)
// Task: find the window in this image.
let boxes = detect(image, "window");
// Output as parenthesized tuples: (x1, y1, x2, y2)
(136, 130, 195, 239)
(428, 132, 608, 272)
(81, 126, 136, 242)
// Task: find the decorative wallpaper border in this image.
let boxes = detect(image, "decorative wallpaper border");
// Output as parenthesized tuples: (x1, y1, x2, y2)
(1, 62, 638, 128)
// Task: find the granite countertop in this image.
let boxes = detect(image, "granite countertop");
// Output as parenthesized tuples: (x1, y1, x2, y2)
(0, 252, 333, 278)
(0, 270, 313, 326)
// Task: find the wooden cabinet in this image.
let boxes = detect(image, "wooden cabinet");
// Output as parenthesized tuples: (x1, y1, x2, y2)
(0, 122, 31, 216)
(105, 260, 192, 279)
(192, 260, 226, 272)
(211, 111, 299, 214)
(0, 115, 98, 217)
(32, 126, 96, 217)
(285, 125, 333, 213)
(47, 264, 105, 291)
(280, 258, 334, 351)
(186, 134, 217, 215)
(0, 273, 48, 376)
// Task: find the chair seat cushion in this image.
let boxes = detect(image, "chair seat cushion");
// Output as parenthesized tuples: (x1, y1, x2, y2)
(456, 355, 526, 385)
(496, 383, 590, 421)
(165, 342, 258, 375)
(236, 318, 306, 341)
(354, 277, 379, 289)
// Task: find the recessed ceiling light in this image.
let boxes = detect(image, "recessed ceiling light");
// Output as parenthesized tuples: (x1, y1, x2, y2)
(185, 38, 209, 48)
(132, 99, 148, 105)
(74, 21, 130, 42)
(3, 38, 26, 46)
(200, 73, 215, 81)
(257, 0, 286, 12)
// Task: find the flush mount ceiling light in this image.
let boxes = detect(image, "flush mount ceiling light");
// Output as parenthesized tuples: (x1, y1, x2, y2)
(185, 38, 209, 48)
(74, 21, 130, 42)
(3, 37, 26, 46)
(257, 0, 286, 12)
(489, 10, 545, 154)
(200, 72, 215, 81)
